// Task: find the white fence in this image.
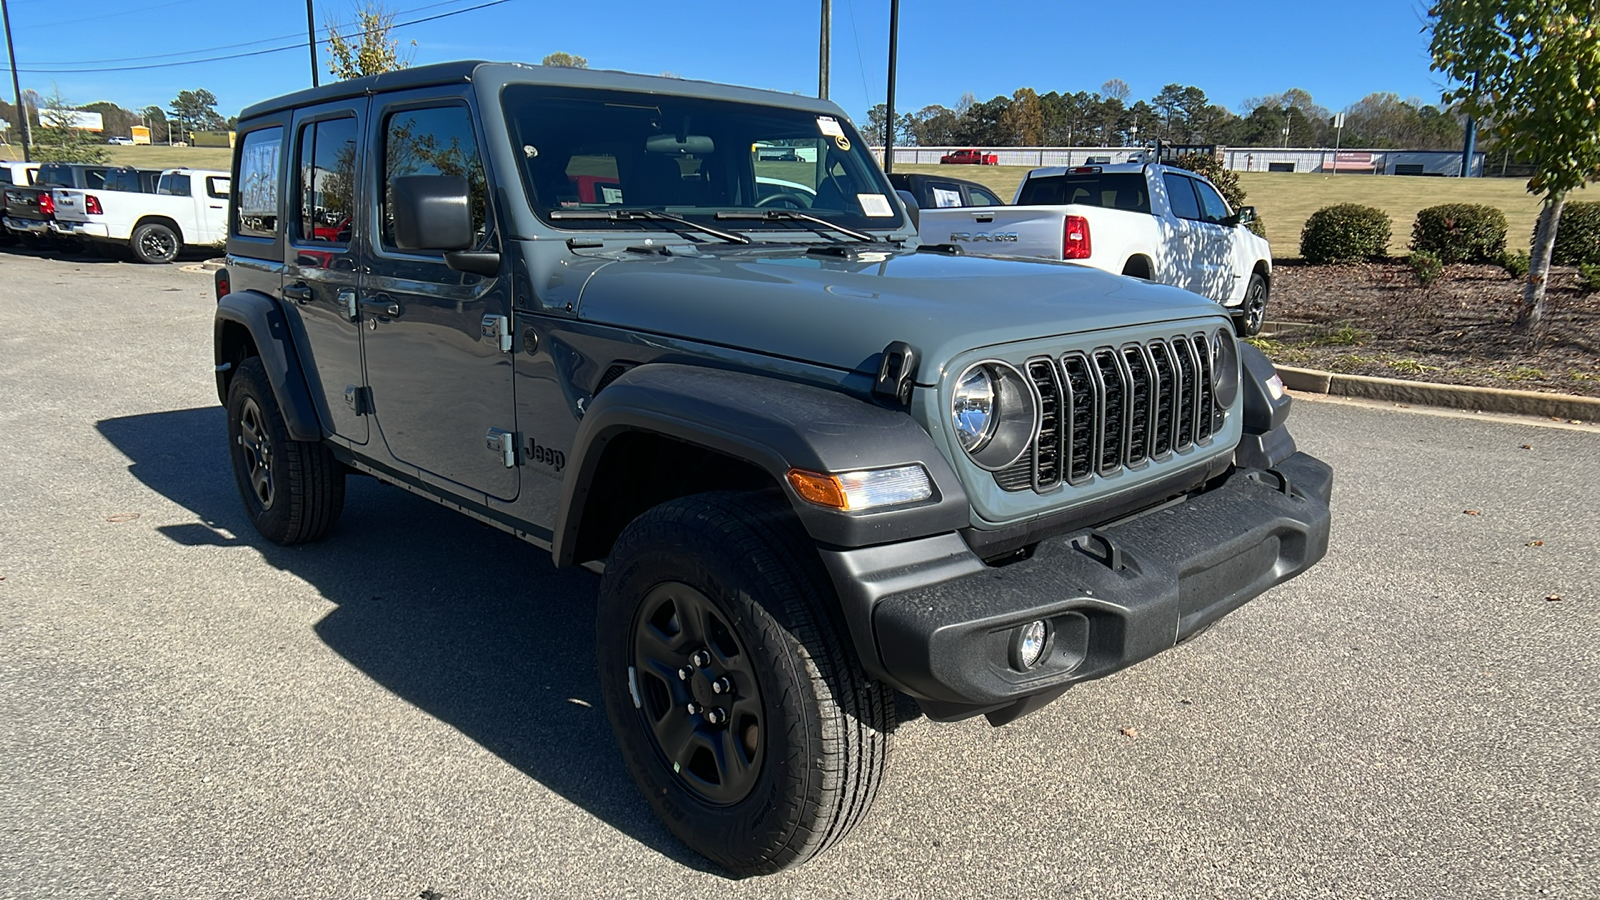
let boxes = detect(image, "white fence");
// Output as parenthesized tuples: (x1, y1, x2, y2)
(876, 145, 1487, 176)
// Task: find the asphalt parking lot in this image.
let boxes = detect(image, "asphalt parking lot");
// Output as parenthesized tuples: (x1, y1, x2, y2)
(1, 251, 1596, 899)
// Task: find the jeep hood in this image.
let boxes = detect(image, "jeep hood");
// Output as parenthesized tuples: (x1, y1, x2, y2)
(572, 247, 1224, 381)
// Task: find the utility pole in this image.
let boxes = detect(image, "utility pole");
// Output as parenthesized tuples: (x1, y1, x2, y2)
(818, 0, 829, 100)
(306, 0, 320, 87)
(2, 0, 30, 161)
(883, 0, 898, 173)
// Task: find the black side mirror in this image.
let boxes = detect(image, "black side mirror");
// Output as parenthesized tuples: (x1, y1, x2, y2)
(896, 189, 920, 230)
(392, 175, 474, 251)
(1230, 205, 1258, 227)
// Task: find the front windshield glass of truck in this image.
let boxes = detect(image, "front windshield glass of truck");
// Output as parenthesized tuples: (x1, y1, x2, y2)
(501, 85, 903, 231)
(1015, 172, 1150, 213)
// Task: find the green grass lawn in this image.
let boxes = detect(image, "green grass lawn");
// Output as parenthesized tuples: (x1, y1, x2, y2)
(0, 144, 232, 170)
(888, 162, 1584, 259)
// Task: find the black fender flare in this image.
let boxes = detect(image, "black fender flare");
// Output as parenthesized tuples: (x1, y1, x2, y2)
(213, 290, 325, 443)
(552, 363, 971, 565)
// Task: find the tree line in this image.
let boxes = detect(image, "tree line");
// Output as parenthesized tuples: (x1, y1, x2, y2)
(864, 81, 1468, 150)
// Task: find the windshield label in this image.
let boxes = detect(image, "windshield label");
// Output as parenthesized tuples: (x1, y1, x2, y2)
(817, 116, 845, 137)
(858, 193, 894, 217)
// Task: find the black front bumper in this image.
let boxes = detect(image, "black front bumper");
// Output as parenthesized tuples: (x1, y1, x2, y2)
(821, 452, 1332, 724)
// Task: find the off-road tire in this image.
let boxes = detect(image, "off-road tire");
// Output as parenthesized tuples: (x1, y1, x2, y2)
(225, 357, 344, 544)
(131, 221, 180, 264)
(1236, 273, 1268, 337)
(596, 491, 892, 875)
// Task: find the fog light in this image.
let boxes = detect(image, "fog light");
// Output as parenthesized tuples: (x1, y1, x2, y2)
(1014, 620, 1049, 669)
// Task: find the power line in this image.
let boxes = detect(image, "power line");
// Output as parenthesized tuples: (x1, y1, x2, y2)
(14, 0, 515, 73)
(11, 0, 205, 32)
(22, 0, 472, 66)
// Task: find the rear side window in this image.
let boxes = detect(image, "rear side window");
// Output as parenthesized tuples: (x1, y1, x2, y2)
(1162, 173, 1202, 220)
(1016, 173, 1149, 213)
(206, 176, 230, 200)
(967, 186, 1002, 207)
(236, 127, 283, 239)
(157, 173, 192, 197)
(38, 165, 73, 187)
(296, 117, 357, 245)
(380, 105, 487, 251)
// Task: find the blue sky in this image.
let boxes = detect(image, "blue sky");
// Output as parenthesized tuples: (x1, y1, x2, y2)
(2, 0, 1454, 126)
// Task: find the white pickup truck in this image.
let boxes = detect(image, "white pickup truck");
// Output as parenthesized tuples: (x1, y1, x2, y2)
(52, 168, 230, 263)
(915, 162, 1273, 335)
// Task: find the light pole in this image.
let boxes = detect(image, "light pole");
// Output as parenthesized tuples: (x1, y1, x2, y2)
(306, 0, 319, 87)
(1282, 105, 1291, 148)
(818, 0, 830, 100)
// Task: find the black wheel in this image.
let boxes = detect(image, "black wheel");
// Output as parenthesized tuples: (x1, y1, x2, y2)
(1237, 273, 1268, 337)
(225, 357, 345, 544)
(131, 221, 179, 264)
(596, 492, 892, 875)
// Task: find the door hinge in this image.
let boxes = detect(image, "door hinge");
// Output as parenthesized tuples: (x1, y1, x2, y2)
(481, 314, 512, 353)
(344, 384, 372, 415)
(486, 427, 518, 468)
(339, 289, 358, 322)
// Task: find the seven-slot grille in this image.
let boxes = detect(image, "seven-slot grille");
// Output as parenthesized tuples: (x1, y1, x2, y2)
(995, 333, 1223, 493)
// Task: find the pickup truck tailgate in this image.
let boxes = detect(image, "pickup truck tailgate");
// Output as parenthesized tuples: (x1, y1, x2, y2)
(920, 207, 1065, 260)
(52, 189, 89, 223)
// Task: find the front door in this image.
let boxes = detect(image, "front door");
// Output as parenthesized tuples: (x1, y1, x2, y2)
(359, 91, 518, 502)
(1190, 178, 1240, 303)
(281, 101, 368, 443)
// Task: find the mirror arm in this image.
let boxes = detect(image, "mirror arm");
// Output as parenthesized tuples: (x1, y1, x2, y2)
(444, 250, 501, 276)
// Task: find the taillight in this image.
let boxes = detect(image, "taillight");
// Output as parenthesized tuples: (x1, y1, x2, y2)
(85, 195, 102, 216)
(214, 267, 230, 301)
(38, 193, 55, 216)
(1063, 215, 1092, 260)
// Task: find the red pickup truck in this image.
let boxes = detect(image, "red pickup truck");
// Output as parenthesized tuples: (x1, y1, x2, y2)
(939, 148, 998, 165)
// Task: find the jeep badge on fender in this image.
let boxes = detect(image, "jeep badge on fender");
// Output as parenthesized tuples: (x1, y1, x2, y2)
(212, 60, 1331, 876)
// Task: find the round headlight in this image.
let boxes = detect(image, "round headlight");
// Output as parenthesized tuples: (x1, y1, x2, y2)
(1209, 328, 1240, 408)
(950, 361, 1039, 471)
(953, 367, 997, 452)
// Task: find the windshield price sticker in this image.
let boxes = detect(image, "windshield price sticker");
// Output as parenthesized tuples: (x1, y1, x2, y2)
(816, 116, 846, 138)
(858, 193, 894, 217)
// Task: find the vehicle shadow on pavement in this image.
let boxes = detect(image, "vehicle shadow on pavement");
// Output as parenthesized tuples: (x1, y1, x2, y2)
(96, 406, 719, 873)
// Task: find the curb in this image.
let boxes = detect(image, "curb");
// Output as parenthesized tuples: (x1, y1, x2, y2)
(200, 258, 225, 272)
(1275, 365, 1599, 423)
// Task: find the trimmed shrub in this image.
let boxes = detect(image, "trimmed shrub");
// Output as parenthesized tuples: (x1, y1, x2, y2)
(1411, 203, 1506, 263)
(1408, 250, 1443, 284)
(1500, 249, 1530, 279)
(1300, 204, 1392, 263)
(1549, 201, 1600, 266)
(1245, 213, 1267, 240)
(1579, 262, 1600, 294)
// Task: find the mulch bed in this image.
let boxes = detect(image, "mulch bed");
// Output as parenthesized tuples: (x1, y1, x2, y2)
(1263, 261, 1600, 399)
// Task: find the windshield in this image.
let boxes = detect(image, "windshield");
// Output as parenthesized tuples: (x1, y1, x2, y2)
(500, 85, 904, 234)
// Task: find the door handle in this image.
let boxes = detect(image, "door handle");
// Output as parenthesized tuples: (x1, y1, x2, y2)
(283, 282, 313, 303)
(359, 296, 401, 317)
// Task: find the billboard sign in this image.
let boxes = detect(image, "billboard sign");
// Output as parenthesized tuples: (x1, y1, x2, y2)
(38, 109, 104, 132)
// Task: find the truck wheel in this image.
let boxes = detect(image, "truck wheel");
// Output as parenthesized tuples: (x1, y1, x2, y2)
(131, 222, 179, 264)
(1237, 273, 1268, 337)
(225, 357, 345, 544)
(596, 491, 892, 875)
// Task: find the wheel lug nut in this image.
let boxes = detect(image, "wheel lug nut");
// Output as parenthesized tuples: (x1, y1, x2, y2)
(686, 702, 702, 715)
(691, 650, 712, 668)
(706, 708, 726, 725)
(677, 666, 693, 681)
(711, 677, 731, 695)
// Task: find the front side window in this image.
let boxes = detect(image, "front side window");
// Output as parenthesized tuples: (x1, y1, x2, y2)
(296, 117, 357, 245)
(381, 105, 487, 251)
(1163, 173, 1202, 220)
(236, 127, 283, 239)
(501, 85, 904, 233)
(1193, 179, 1231, 224)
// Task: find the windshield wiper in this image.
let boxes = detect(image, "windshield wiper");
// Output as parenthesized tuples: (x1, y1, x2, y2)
(715, 209, 876, 242)
(548, 208, 749, 244)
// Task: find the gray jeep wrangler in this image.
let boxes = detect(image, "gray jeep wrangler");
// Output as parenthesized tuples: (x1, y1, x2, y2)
(213, 61, 1331, 875)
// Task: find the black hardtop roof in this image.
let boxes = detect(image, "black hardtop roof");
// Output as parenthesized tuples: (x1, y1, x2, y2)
(238, 60, 848, 122)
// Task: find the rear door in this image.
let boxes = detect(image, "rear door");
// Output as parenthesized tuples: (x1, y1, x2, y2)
(359, 89, 517, 502)
(280, 100, 369, 444)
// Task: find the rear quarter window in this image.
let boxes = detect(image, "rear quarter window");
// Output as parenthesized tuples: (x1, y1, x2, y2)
(235, 127, 284, 240)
